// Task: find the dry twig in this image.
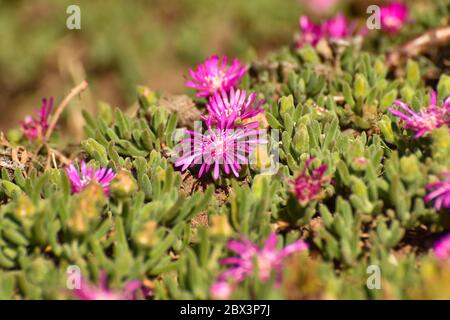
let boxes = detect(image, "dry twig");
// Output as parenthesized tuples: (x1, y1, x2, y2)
(387, 25, 450, 68)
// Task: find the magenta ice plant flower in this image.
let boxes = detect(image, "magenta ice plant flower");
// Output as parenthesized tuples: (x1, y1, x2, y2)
(21, 97, 53, 141)
(388, 91, 450, 138)
(380, 2, 409, 33)
(322, 13, 351, 40)
(296, 16, 323, 48)
(65, 161, 116, 195)
(210, 233, 308, 299)
(185, 55, 247, 97)
(203, 88, 265, 129)
(433, 233, 450, 262)
(425, 173, 450, 211)
(73, 272, 142, 300)
(297, 13, 364, 48)
(293, 158, 331, 206)
(174, 119, 267, 180)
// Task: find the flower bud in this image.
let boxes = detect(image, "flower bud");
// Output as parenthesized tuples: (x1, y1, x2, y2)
(135, 220, 159, 248)
(14, 194, 35, 221)
(251, 145, 272, 171)
(210, 215, 233, 238)
(68, 184, 105, 234)
(111, 169, 138, 197)
(379, 115, 395, 144)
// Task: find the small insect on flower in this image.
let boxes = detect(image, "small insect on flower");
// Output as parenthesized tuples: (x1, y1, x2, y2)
(380, 2, 409, 33)
(388, 91, 450, 138)
(296, 16, 323, 48)
(433, 233, 450, 262)
(73, 271, 142, 300)
(425, 173, 450, 211)
(185, 55, 247, 97)
(65, 161, 116, 195)
(210, 233, 308, 299)
(174, 119, 267, 180)
(20, 97, 53, 141)
(292, 158, 332, 206)
(203, 88, 265, 129)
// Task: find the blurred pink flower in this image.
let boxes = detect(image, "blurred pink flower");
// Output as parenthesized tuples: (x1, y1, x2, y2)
(211, 233, 308, 298)
(296, 16, 323, 48)
(73, 271, 142, 300)
(434, 233, 450, 262)
(300, 0, 340, 16)
(297, 13, 365, 48)
(66, 161, 116, 195)
(210, 281, 233, 300)
(380, 2, 409, 33)
(322, 13, 351, 40)
(388, 91, 450, 138)
(174, 120, 266, 180)
(203, 88, 265, 129)
(186, 55, 247, 97)
(293, 158, 331, 205)
(21, 97, 53, 141)
(425, 173, 450, 211)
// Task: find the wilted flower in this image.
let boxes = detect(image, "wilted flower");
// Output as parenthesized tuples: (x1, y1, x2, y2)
(203, 88, 265, 129)
(425, 173, 450, 210)
(174, 120, 267, 180)
(296, 16, 322, 48)
(66, 161, 116, 195)
(433, 233, 450, 262)
(73, 271, 142, 300)
(110, 169, 138, 197)
(388, 91, 450, 138)
(21, 97, 53, 141)
(292, 159, 331, 205)
(380, 2, 409, 33)
(185, 55, 247, 97)
(210, 233, 308, 298)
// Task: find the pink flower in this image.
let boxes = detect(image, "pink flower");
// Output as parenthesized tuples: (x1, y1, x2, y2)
(211, 233, 308, 296)
(388, 91, 450, 138)
(65, 161, 116, 195)
(73, 271, 142, 300)
(203, 88, 265, 129)
(425, 173, 450, 211)
(293, 159, 331, 205)
(185, 55, 247, 98)
(174, 120, 267, 180)
(433, 233, 450, 262)
(322, 13, 351, 40)
(297, 13, 364, 48)
(296, 16, 323, 48)
(380, 2, 409, 33)
(300, 0, 340, 16)
(210, 281, 233, 300)
(21, 97, 53, 141)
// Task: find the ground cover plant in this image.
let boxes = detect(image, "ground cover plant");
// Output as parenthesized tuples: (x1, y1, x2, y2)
(0, 0, 450, 300)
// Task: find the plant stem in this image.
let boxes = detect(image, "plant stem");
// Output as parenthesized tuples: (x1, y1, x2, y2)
(45, 80, 89, 141)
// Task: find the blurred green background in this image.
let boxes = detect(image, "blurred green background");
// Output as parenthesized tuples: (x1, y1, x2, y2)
(0, 0, 308, 132)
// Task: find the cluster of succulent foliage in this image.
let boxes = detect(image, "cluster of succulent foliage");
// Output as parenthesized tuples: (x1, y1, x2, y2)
(1, 0, 450, 300)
